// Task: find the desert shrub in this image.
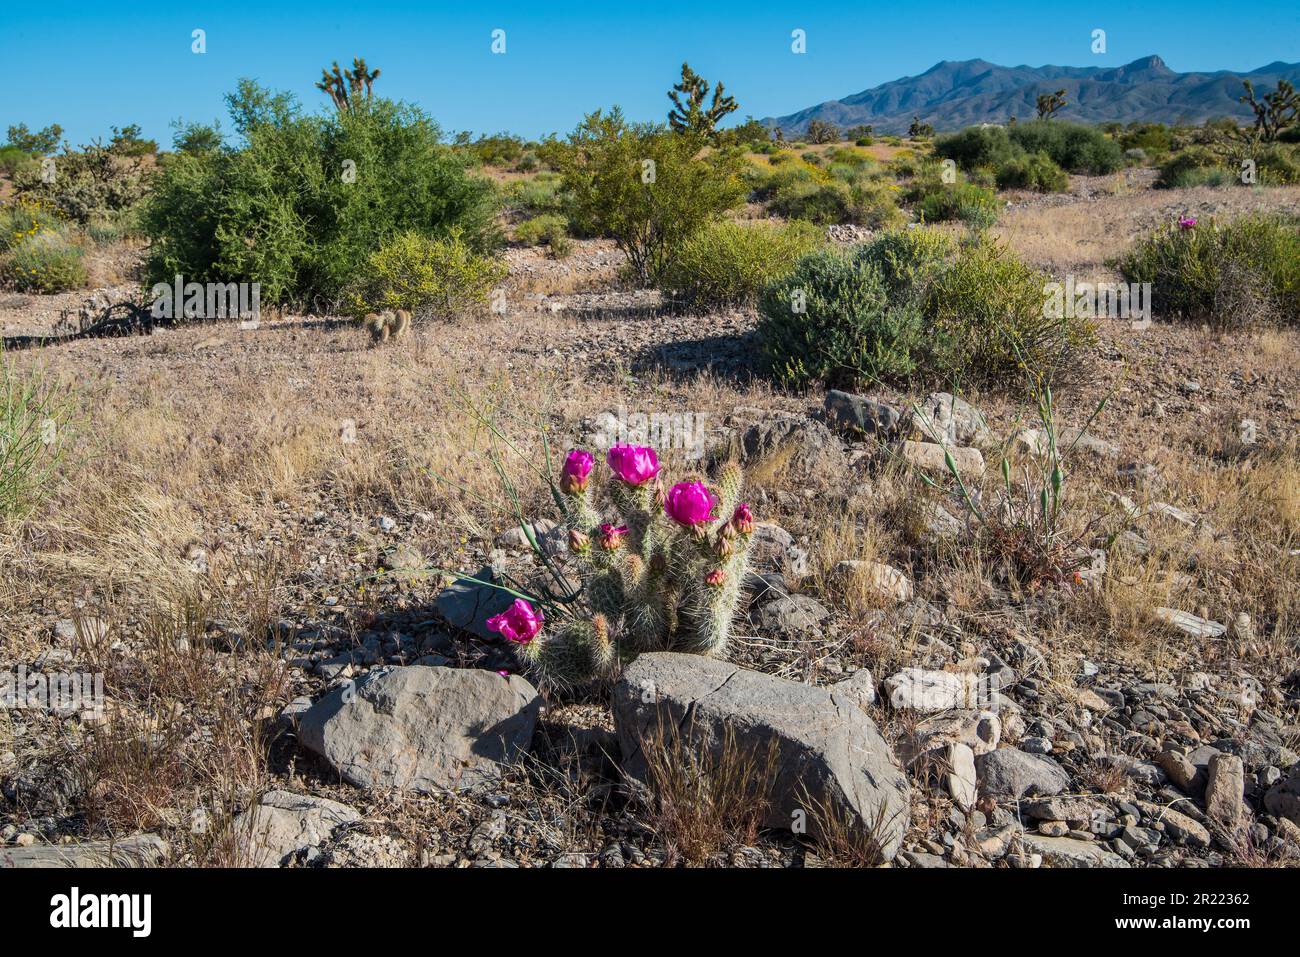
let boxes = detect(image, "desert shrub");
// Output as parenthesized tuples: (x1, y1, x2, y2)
(757, 230, 1092, 391)
(934, 126, 1020, 171)
(1007, 121, 1124, 174)
(13, 143, 152, 226)
(661, 219, 823, 308)
(0, 359, 74, 523)
(1156, 147, 1229, 188)
(1119, 215, 1300, 327)
(756, 248, 924, 388)
(539, 108, 746, 283)
(513, 213, 572, 257)
(1256, 143, 1300, 184)
(346, 229, 506, 321)
(0, 200, 67, 253)
(923, 237, 1092, 385)
(1118, 123, 1173, 154)
(918, 181, 1000, 228)
(745, 159, 820, 201)
(142, 82, 499, 308)
(0, 231, 87, 293)
(770, 178, 852, 224)
(806, 120, 840, 144)
(995, 151, 1069, 192)
(506, 171, 565, 217)
(0, 146, 34, 178)
(467, 132, 526, 167)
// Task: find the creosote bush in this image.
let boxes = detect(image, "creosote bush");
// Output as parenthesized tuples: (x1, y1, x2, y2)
(758, 228, 1094, 391)
(0, 231, 87, 293)
(661, 219, 823, 308)
(346, 229, 506, 321)
(1118, 214, 1300, 328)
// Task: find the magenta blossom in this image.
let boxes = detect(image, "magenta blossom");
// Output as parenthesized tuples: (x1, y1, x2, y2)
(705, 568, 726, 588)
(731, 502, 755, 536)
(606, 444, 660, 485)
(1178, 216, 1197, 230)
(599, 523, 629, 550)
(664, 481, 719, 527)
(560, 448, 594, 494)
(486, 598, 544, 644)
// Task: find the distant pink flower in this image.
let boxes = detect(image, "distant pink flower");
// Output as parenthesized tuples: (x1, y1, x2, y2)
(496, 670, 511, 677)
(731, 502, 755, 536)
(598, 523, 629, 550)
(664, 481, 719, 527)
(560, 449, 594, 494)
(486, 598, 544, 644)
(606, 444, 660, 485)
(1178, 216, 1197, 230)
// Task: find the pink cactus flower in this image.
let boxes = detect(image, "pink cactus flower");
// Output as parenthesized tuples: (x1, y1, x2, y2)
(1178, 216, 1197, 230)
(664, 481, 719, 527)
(731, 502, 755, 536)
(705, 569, 726, 588)
(496, 670, 511, 677)
(486, 598, 544, 644)
(606, 443, 660, 485)
(560, 448, 594, 494)
(598, 523, 629, 550)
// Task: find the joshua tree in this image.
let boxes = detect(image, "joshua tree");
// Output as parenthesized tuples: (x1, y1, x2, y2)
(1037, 89, 1068, 120)
(667, 62, 738, 138)
(317, 57, 382, 112)
(806, 119, 840, 144)
(908, 116, 935, 138)
(1240, 79, 1299, 142)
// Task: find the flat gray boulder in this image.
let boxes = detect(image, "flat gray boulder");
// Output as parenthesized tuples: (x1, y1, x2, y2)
(0, 834, 168, 868)
(298, 666, 540, 793)
(234, 790, 361, 867)
(436, 565, 514, 640)
(976, 747, 1070, 800)
(613, 653, 910, 860)
(824, 390, 901, 437)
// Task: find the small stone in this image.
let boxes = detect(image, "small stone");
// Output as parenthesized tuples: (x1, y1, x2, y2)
(1155, 749, 1200, 793)
(823, 390, 901, 437)
(1038, 821, 1069, 837)
(1021, 736, 1053, 755)
(834, 560, 913, 602)
(1154, 607, 1226, 639)
(832, 669, 877, 710)
(947, 743, 978, 810)
(885, 668, 985, 712)
(898, 441, 985, 479)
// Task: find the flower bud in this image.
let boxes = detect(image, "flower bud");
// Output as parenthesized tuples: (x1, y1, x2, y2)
(568, 529, 590, 554)
(704, 569, 726, 588)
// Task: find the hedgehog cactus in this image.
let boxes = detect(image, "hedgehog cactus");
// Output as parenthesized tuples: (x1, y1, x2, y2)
(510, 444, 754, 688)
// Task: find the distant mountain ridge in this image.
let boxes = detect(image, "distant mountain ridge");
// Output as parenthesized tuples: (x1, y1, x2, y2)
(765, 56, 1300, 134)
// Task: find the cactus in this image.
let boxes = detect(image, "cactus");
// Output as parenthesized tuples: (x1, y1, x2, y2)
(504, 446, 755, 689)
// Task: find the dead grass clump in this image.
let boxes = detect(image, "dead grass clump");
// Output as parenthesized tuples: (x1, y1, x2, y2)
(636, 714, 779, 866)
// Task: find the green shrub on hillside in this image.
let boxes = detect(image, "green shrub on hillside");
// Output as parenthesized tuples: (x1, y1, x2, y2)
(141, 81, 499, 308)
(346, 229, 506, 321)
(662, 219, 823, 308)
(756, 229, 1093, 391)
(513, 213, 572, 257)
(539, 108, 746, 284)
(918, 181, 1000, 228)
(995, 151, 1069, 192)
(0, 231, 87, 293)
(1007, 121, 1124, 174)
(13, 143, 152, 226)
(1119, 215, 1300, 328)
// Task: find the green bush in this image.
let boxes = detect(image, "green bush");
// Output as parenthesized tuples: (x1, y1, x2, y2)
(0, 231, 87, 293)
(13, 143, 152, 226)
(661, 219, 823, 308)
(934, 126, 1021, 171)
(770, 169, 902, 228)
(513, 213, 572, 257)
(1156, 147, 1229, 188)
(995, 151, 1069, 192)
(1256, 144, 1300, 184)
(141, 81, 500, 308)
(756, 230, 1093, 391)
(757, 248, 923, 388)
(0, 359, 74, 523)
(0, 146, 34, 178)
(918, 181, 1000, 229)
(1007, 122, 1124, 174)
(924, 238, 1091, 385)
(346, 229, 507, 321)
(0, 201, 67, 253)
(539, 108, 746, 284)
(1119, 215, 1300, 328)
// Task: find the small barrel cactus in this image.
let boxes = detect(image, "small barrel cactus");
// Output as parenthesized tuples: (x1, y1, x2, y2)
(500, 443, 755, 688)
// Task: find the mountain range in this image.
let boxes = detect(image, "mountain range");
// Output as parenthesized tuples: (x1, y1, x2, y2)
(764, 55, 1300, 134)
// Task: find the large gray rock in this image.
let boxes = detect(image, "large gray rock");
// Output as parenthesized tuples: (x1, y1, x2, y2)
(0, 834, 168, 868)
(1018, 834, 1130, 868)
(740, 416, 844, 476)
(298, 666, 540, 793)
(234, 790, 361, 867)
(753, 594, 830, 639)
(1265, 765, 1300, 826)
(613, 653, 910, 859)
(905, 392, 991, 448)
(436, 565, 514, 640)
(976, 747, 1070, 800)
(824, 390, 901, 438)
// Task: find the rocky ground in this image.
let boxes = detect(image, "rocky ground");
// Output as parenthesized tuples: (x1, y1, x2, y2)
(1, 178, 1298, 869)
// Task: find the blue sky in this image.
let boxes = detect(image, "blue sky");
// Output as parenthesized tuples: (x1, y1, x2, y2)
(5, 0, 1298, 146)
